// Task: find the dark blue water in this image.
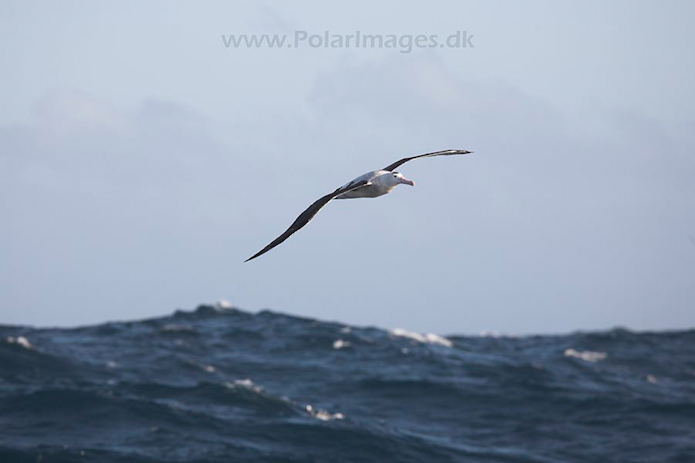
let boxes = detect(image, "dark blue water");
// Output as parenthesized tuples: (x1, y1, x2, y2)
(1, 305, 694, 462)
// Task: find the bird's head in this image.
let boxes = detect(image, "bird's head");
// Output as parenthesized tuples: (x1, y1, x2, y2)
(389, 171, 415, 187)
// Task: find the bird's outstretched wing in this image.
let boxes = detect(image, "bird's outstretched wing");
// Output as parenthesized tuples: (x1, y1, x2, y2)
(383, 149, 472, 172)
(245, 180, 372, 262)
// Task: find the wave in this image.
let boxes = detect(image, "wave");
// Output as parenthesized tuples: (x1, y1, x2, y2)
(1, 305, 694, 462)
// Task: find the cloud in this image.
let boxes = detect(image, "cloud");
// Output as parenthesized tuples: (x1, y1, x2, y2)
(297, 54, 695, 332)
(1, 53, 693, 333)
(0, 89, 252, 325)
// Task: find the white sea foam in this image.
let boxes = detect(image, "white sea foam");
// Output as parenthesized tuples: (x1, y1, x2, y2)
(227, 379, 344, 421)
(390, 328, 453, 347)
(305, 404, 345, 421)
(478, 331, 517, 338)
(333, 339, 350, 349)
(215, 299, 233, 309)
(161, 324, 191, 332)
(226, 378, 264, 394)
(233, 378, 256, 388)
(6, 336, 32, 349)
(564, 348, 607, 363)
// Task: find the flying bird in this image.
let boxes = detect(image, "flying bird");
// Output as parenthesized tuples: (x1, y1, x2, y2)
(245, 149, 472, 262)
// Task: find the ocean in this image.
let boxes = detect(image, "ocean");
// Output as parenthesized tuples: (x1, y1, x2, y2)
(1, 304, 694, 462)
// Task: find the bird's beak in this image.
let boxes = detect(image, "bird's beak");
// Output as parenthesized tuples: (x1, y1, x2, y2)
(401, 177, 415, 186)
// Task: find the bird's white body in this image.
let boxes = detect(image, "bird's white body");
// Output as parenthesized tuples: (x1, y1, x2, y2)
(336, 170, 413, 199)
(245, 149, 471, 261)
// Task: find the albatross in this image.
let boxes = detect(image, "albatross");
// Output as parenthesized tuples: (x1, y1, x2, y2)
(245, 149, 472, 262)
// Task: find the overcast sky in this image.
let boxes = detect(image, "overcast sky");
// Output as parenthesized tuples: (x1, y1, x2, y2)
(1, 1, 694, 334)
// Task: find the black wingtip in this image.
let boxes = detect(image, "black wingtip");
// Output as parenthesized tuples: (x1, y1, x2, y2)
(244, 252, 261, 262)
